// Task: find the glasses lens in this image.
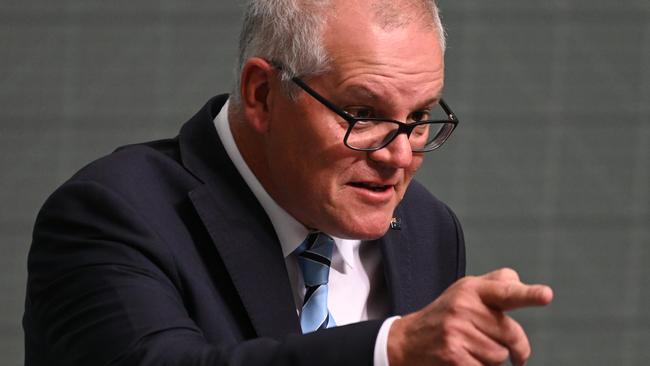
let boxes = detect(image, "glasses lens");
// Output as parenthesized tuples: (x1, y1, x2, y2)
(346, 120, 400, 150)
(412, 122, 455, 151)
(411, 122, 444, 151)
(346, 120, 455, 151)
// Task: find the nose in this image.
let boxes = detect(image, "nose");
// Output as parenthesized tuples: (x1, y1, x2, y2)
(367, 133, 413, 168)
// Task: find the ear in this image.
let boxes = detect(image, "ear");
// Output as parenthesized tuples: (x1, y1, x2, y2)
(239, 57, 276, 133)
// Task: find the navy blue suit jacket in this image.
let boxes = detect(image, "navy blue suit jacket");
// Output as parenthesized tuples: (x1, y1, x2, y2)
(24, 95, 465, 366)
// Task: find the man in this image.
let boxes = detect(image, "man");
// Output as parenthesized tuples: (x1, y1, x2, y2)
(24, 0, 552, 365)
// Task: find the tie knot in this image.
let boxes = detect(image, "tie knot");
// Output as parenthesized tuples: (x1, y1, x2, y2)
(296, 232, 334, 287)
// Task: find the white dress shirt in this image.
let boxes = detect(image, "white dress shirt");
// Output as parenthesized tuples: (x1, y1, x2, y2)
(214, 99, 399, 365)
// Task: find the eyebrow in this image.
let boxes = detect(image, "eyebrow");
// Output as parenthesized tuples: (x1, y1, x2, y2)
(342, 84, 442, 110)
(343, 85, 381, 102)
(420, 95, 442, 109)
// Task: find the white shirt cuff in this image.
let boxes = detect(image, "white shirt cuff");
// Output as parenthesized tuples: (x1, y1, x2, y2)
(373, 316, 401, 366)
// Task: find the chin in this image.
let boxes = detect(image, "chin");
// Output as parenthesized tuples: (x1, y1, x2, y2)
(318, 192, 399, 239)
(333, 214, 393, 240)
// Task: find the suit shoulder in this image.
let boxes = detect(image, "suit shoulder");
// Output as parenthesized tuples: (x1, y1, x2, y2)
(57, 137, 198, 204)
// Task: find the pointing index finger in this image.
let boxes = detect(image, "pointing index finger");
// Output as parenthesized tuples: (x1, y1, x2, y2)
(477, 281, 553, 311)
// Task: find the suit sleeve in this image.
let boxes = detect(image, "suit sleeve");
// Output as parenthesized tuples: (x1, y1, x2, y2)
(24, 179, 381, 366)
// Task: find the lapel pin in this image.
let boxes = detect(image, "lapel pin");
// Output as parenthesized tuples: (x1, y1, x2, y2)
(389, 217, 402, 230)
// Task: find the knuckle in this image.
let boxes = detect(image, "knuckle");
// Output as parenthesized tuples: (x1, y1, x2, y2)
(487, 345, 510, 364)
(512, 338, 532, 365)
(514, 330, 531, 355)
(452, 276, 480, 299)
(445, 295, 473, 317)
(502, 317, 525, 344)
(439, 317, 463, 337)
(521, 343, 532, 360)
(454, 275, 475, 290)
(505, 321, 531, 362)
(497, 267, 520, 281)
(436, 338, 465, 365)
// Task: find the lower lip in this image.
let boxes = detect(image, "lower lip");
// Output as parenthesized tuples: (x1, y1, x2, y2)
(347, 184, 395, 203)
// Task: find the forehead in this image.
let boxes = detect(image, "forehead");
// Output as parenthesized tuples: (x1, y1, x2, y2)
(322, 2, 444, 103)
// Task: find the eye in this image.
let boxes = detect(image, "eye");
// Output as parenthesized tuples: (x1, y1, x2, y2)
(409, 110, 431, 122)
(344, 106, 375, 119)
(411, 123, 430, 137)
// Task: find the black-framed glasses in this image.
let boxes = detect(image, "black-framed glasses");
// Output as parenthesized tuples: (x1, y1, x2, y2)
(286, 73, 459, 152)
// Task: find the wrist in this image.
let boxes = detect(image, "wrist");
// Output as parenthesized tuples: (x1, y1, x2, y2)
(387, 317, 407, 365)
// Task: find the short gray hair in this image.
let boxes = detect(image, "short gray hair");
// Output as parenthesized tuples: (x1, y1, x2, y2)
(230, 0, 446, 104)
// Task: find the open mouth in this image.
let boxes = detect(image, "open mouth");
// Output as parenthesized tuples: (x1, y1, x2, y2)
(349, 182, 392, 192)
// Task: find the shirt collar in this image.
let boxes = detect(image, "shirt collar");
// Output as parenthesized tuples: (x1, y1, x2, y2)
(213, 99, 357, 268)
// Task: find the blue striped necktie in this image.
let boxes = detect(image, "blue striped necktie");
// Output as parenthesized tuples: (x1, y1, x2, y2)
(296, 232, 336, 333)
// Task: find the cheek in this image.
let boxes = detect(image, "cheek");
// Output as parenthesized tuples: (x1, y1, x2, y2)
(295, 126, 353, 185)
(406, 156, 424, 180)
(267, 120, 353, 202)
(305, 157, 361, 216)
(311, 157, 356, 199)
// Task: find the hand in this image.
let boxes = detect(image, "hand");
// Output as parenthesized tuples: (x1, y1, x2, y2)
(387, 268, 553, 366)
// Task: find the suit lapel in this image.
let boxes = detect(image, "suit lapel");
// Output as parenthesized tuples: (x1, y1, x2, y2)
(379, 205, 439, 316)
(377, 208, 415, 316)
(179, 96, 300, 339)
(380, 202, 458, 316)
